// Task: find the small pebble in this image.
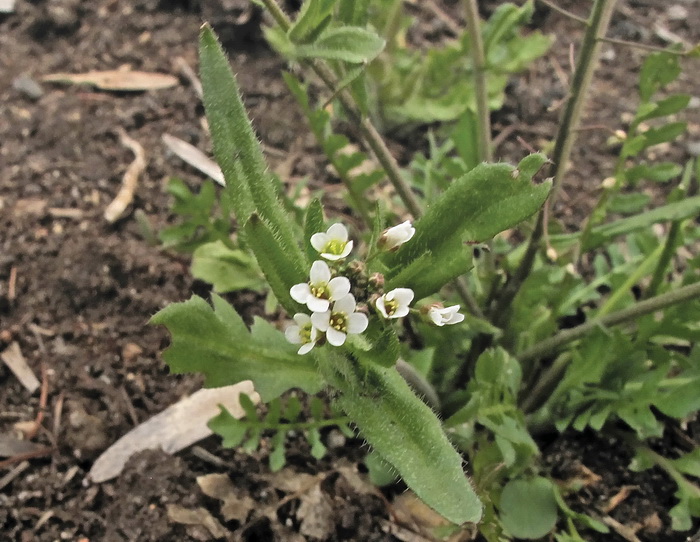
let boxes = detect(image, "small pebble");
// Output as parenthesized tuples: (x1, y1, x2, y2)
(667, 5, 688, 21)
(12, 75, 43, 100)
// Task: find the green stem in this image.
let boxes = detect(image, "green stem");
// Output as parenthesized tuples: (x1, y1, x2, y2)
(491, 0, 618, 320)
(646, 221, 681, 298)
(463, 0, 492, 163)
(518, 280, 700, 364)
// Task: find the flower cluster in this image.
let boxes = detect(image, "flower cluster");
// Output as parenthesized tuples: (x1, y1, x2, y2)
(285, 222, 464, 354)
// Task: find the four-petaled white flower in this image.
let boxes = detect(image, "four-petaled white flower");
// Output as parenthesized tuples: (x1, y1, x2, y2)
(311, 294, 368, 347)
(428, 304, 465, 326)
(290, 260, 351, 313)
(378, 220, 415, 251)
(376, 288, 414, 319)
(310, 223, 353, 261)
(284, 313, 319, 355)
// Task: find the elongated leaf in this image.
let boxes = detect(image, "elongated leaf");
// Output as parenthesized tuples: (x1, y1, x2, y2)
(151, 295, 323, 401)
(639, 51, 681, 102)
(303, 199, 325, 261)
(199, 25, 305, 268)
(294, 27, 385, 63)
(551, 195, 700, 251)
(635, 94, 690, 123)
(288, 0, 336, 44)
(390, 155, 550, 270)
(243, 215, 306, 314)
(330, 359, 482, 524)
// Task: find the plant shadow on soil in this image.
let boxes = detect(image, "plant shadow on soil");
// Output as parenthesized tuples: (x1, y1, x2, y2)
(1, 0, 699, 540)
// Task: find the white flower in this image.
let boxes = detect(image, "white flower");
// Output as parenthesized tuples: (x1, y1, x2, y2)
(378, 220, 415, 251)
(290, 260, 351, 313)
(310, 223, 353, 261)
(311, 294, 368, 347)
(428, 304, 465, 326)
(285, 314, 319, 355)
(376, 288, 414, 319)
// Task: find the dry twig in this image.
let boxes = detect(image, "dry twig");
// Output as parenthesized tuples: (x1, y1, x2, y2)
(104, 128, 146, 223)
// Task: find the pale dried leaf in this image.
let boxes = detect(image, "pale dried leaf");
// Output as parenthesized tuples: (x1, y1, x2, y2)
(197, 473, 255, 522)
(0, 434, 43, 457)
(42, 70, 178, 91)
(297, 485, 334, 539)
(162, 134, 225, 186)
(166, 504, 229, 539)
(88, 381, 259, 483)
(1, 342, 40, 393)
(262, 468, 318, 493)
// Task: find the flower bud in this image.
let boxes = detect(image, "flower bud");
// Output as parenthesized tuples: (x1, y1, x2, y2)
(378, 220, 415, 251)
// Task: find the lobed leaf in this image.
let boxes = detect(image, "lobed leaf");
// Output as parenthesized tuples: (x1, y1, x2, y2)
(151, 294, 323, 401)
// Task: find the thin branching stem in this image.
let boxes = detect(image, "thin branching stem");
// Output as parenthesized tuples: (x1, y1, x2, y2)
(463, 0, 492, 163)
(490, 0, 618, 324)
(518, 280, 700, 364)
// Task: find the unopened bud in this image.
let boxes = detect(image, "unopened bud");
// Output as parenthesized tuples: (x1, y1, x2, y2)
(368, 272, 385, 290)
(378, 221, 415, 252)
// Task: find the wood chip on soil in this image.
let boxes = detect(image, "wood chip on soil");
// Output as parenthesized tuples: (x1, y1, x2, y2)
(42, 70, 178, 91)
(1, 342, 40, 393)
(88, 381, 259, 483)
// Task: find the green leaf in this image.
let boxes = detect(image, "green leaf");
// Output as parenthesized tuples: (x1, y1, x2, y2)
(391, 157, 551, 270)
(243, 214, 307, 314)
(626, 162, 683, 184)
(550, 195, 700, 252)
(150, 294, 323, 401)
(294, 27, 385, 63)
(499, 477, 558, 539)
(635, 94, 690, 123)
(330, 360, 482, 524)
(288, 0, 337, 44)
(608, 193, 651, 214)
(208, 406, 248, 447)
(639, 51, 682, 102)
(191, 241, 266, 292)
(641, 122, 687, 148)
(303, 199, 325, 261)
(199, 25, 305, 268)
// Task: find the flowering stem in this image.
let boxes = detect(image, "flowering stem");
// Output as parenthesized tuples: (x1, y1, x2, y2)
(490, 0, 618, 324)
(260, 0, 484, 317)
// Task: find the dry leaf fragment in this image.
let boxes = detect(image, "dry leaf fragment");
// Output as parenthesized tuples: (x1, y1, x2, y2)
(1, 342, 40, 393)
(42, 70, 178, 91)
(166, 504, 229, 539)
(297, 485, 334, 540)
(162, 134, 225, 186)
(602, 485, 637, 513)
(104, 128, 146, 223)
(197, 473, 255, 522)
(88, 381, 259, 483)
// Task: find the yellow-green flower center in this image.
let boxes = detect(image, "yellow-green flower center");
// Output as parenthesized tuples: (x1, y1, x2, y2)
(310, 283, 329, 299)
(323, 239, 346, 255)
(384, 299, 399, 316)
(300, 323, 314, 344)
(329, 311, 348, 333)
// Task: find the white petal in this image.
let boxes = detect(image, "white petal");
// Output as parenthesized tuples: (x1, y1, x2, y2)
(290, 283, 311, 303)
(298, 342, 315, 355)
(339, 240, 353, 258)
(326, 327, 347, 346)
(429, 308, 444, 326)
(327, 223, 348, 242)
(390, 288, 414, 306)
(285, 325, 302, 344)
(309, 260, 331, 283)
(307, 296, 330, 313)
(321, 252, 344, 261)
(293, 313, 311, 326)
(448, 312, 465, 325)
(328, 276, 351, 300)
(347, 313, 368, 334)
(333, 294, 356, 315)
(393, 305, 410, 318)
(310, 232, 328, 252)
(375, 296, 389, 318)
(311, 310, 330, 332)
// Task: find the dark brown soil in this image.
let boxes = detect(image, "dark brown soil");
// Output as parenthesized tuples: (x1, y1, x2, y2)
(1, 1, 698, 541)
